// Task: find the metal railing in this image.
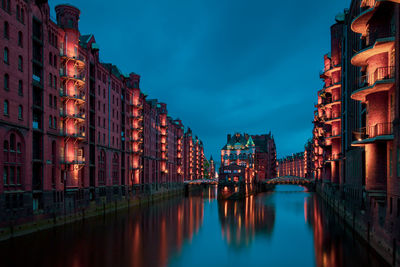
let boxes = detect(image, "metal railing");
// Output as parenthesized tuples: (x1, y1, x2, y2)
(353, 122, 393, 140)
(59, 49, 86, 63)
(59, 68, 86, 81)
(362, 29, 395, 48)
(357, 66, 395, 89)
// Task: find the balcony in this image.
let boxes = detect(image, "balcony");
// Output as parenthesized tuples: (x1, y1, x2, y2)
(59, 50, 85, 68)
(324, 112, 341, 124)
(352, 122, 393, 145)
(60, 157, 85, 165)
(351, 33, 395, 66)
(128, 137, 143, 143)
(322, 96, 341, 108)
(59, 130, 85, 140)
(351, 3, 377, 35)
(326, 154, 341, 162)
(323, 81, 341, 93)
(60, 110, 86, 122)
(351, 66, 395, 102)
(59, 88, 86, 104)
(59, 69, 86, 85)
(320, 64, 341, 78)
(325, 131, 341, 140)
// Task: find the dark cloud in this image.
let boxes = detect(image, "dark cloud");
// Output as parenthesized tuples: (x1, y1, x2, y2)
(51, 0, 350, 161)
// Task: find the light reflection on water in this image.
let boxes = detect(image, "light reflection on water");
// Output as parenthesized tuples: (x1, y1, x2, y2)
(0, 185, 388, 267)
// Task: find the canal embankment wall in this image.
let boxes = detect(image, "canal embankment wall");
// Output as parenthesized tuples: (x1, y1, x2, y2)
(0, 185, 185, 242)
(316, 183, 398, 266)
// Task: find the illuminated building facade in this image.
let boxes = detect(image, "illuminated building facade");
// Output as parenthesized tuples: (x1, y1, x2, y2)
(208, 156, 216, 179)
(278, 140, 313, 179)
(182, 129, 205, 181)
(252, 133, 277, 181)
(219, 133, 256, 184)
(311, 0, 400, 263)
(313, 16, 344, 183)
(219, 132, 277, 184)
(0, 1, 206, 223)
(278, 153, 305, 178)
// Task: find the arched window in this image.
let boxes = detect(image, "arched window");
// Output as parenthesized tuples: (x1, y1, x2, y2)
(20, 8, 24, 24)
(18, 80, 23, 96)
(10, 134, 15, 151)
(17, 142, 21, 153)
(3, 21, 9, 39)
(49, 115, 52, 128)
(3, 140, 8, 163)
(3, 140, 8, 151)
(18, 55, 23, 71)
(53, 96, 57, 108)
(4, 74, 9, 90)
(49, 52, 52, 65)
(1, 0, 5, 10)
(6, 0, 9, 12)
(18, 31, 23, 47)
(4, 47, 9, 64)
(53, 117, 57, 129)
(53, 54, 57, 67)
(3, 100, 9, 115)
(18, 105, 22, 120)
(16, 5, 20, 20)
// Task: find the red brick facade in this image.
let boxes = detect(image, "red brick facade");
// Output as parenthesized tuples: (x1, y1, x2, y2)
(219, 133, 277, 184)
(0, 1, 205, 223)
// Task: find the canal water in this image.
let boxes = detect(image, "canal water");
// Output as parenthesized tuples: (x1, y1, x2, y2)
(1, 185, 388, 267)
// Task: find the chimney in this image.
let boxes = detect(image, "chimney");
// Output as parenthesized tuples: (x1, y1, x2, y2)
(227, 134, 231, 143)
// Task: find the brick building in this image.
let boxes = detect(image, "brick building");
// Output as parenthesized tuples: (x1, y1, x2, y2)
(310, 0, 400, 263)
(0, 1, 205, 223)
(219, 132, 277, 184)
(278, 153, 305, 178)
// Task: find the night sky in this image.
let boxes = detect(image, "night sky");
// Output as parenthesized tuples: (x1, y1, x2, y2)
(50, 0, 350, 163)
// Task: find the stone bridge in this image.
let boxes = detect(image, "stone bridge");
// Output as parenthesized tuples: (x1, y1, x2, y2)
(265, 176, 315, 189)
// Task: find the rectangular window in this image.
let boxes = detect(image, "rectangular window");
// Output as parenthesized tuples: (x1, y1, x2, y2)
(9, 166, 14, 184)
(3, 166, 8, 185)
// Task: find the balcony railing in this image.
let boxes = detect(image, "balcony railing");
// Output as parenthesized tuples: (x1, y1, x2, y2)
(59, 88, 86, 102)
(357, 66, 395, 89)
(59, 49, 86, 63)
(60, 156, 85, 165)
(362, 30, 395, 49)
(353, 122, 393, 141)
(59, 69, 86, 81)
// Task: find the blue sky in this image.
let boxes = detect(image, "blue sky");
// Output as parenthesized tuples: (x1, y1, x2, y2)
(50, 0, 350, 161)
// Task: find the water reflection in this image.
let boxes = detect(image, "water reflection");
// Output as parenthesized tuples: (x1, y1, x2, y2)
(0, 196, 204, 267)
(218, 195, 275, 248)
(305, 195, 389, 267)
(0, 185, 389, 267)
